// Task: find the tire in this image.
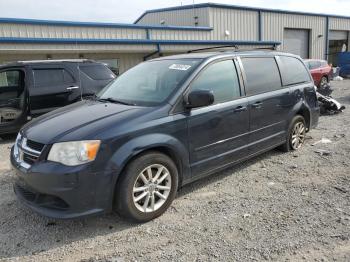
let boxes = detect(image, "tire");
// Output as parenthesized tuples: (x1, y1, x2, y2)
(319, 76, 329, 89)
(114, 151, 178, 223)
(279, 115, 306, 152)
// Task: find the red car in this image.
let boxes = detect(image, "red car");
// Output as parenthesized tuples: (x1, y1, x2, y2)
(304, 59, 332, 88)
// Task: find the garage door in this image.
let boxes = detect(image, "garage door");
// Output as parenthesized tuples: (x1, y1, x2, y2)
(283, 29, 309, 58)
(329, 30, 348, 41)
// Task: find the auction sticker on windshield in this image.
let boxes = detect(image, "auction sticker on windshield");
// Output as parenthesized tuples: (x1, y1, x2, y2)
(169, 64, 192, 71)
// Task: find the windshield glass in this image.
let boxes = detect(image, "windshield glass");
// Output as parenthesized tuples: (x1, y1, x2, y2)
(97, 59, 202, 106)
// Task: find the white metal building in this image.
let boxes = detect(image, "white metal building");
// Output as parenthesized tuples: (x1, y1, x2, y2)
(0, 2, 350, 74)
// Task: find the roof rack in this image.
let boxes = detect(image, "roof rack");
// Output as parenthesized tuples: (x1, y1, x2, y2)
(16, 59, 95, 64)
(187, 44, 278, 53)
(187, 45, 238, 53)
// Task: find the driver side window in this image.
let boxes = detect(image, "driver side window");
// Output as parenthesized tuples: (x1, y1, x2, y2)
(190, 60, 241, 104)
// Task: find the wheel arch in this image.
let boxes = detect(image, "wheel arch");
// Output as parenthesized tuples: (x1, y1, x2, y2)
(295, 105, 311, 131)
(107, 134, 190, 209)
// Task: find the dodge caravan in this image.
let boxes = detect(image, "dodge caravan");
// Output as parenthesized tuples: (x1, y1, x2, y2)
(11, 51, 319, 222)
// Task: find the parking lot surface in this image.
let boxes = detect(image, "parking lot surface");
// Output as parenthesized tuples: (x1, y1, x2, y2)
(0, 80, 349, 262)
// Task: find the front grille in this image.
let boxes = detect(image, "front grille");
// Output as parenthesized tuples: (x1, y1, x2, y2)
(26, 139, 45, 152)
(17, 137, 45, 166)
(15, 184, 69, 210)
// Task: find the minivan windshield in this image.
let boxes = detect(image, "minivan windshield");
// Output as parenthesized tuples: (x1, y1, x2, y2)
(97, 59, 202, 106)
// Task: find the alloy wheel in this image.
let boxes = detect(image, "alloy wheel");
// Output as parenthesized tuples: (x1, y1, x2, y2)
(132, 164, 172, 213)
(291, 121, 306, 150)
(320, 77, 328, 89)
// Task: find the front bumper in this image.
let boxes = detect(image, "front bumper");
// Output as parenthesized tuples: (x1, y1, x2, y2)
(11, 147, 114, 219)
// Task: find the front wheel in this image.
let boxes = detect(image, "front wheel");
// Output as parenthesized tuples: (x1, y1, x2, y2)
(114, 151, 178, 223)
(279, 115, 306, 152)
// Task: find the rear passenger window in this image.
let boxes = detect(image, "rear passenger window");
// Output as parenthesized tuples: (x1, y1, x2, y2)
(190, 60, 241, 104)
(80, 65, 115, 80)
(241, 57, 282, 96)
(33, 69, 64, 87)
(33, 69, 75, 87)
(279, 56, 311, 86)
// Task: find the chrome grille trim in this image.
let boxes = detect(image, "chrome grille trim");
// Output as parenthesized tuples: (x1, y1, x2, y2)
(14, 135, 44, 169)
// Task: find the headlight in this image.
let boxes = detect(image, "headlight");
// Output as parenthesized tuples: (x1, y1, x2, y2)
(13, 132, 22, 157)
(47, 140, 101, 166)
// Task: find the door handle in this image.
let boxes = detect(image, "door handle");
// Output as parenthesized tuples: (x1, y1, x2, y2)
(66, 86, 79, 90)
(251, 101, 263, 108)
(233, 106, 247, 113)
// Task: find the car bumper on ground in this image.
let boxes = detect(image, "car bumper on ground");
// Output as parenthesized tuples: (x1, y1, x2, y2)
(10, 147, 114, 219)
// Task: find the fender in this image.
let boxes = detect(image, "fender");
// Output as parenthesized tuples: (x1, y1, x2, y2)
(289, 100, 311, 129)
(107, 132, 190, 189)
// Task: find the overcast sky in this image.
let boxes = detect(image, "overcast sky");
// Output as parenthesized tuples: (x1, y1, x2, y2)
(0, 0, 349, 23)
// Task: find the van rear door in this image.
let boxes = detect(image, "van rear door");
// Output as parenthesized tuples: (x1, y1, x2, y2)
(239, 56, 293, 153)
(28, 65, 81, 116)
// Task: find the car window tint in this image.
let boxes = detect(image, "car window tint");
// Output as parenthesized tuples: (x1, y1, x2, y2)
(241, 57, 282, 96)
(190, 60, 241, 104)
(279, 56, 311, 86)
(80, 65, 115, 80)
(33, 69, 64, 87)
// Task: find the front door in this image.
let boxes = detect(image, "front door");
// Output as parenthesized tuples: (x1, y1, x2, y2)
(186, 59, 250, 177)
(28, 65, 80, 116)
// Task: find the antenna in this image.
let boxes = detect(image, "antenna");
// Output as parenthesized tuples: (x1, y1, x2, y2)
(77, 63, 83, 100)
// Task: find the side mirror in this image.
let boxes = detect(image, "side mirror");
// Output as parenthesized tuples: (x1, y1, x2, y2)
(185, 90, 214, 109)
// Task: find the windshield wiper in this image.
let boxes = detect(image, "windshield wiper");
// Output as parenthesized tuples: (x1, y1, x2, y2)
(98, 97, 135, 106)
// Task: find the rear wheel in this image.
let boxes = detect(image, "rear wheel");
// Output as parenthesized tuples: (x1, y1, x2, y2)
(319, 76, 329, 89)
(114, 151, 178, 222)
(279, 115, 306, 152)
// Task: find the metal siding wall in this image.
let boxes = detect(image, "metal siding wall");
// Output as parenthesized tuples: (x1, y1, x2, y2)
(136, 8, 210, 26)
(262, 12, 326, 59)
(209, 8, 259, 41)
(0, 23, 146, 39)
(329, 18, 350, 30)
(0, 53, 47, 64)
(0, 43, 156, 53)
(0, 52, 144, 75)
(149, 29, 210, 40)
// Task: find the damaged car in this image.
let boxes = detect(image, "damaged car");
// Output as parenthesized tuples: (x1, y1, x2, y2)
(0, 59, 115, 135)
(11, 51, 319, 222)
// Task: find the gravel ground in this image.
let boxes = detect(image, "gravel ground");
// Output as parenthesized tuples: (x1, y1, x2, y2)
(0, 80, 349, 262)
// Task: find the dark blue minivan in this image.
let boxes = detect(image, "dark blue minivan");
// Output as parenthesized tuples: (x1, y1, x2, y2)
(11, 51, 319, 222)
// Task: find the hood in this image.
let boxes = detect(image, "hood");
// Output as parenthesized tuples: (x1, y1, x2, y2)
(22, 100, 144, 144)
